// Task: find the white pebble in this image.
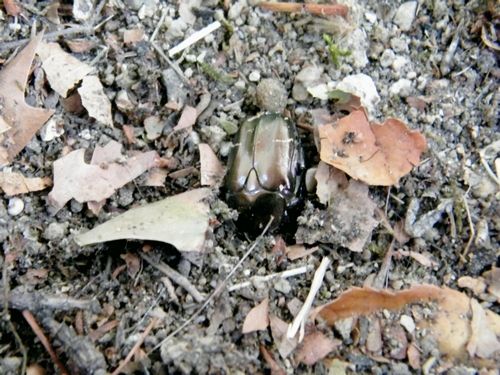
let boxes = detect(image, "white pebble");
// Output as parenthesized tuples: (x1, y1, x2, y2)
(390, 78, 413, 97)
(248, 71, 260, 82)
(400, 314, 416, 333)
(394, 1, 418, 31)
(364, 11, 377, 24)
(8, 197, 24, 216)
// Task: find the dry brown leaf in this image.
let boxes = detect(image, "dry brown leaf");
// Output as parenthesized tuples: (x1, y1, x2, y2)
(407, 342, 421, 369)
(4, 0, 22, 16)
(173, 105, 197, 132)
(66, 39, 96, 53)
(75, 188, 211, 252)
(457, 276, 487, 296)
(142, 168, 168, 187)
(286, 244, 319, 261)
(365, 317, 382, 353)
(314, 161, 348, 205)
(483, 267, 500, 302)
(48, 142, 158, 211)
(467, 298, 500, 358)
(36, 42, 93, 97)
(0, 33, 55, 166)
(78, 75, 113, 126)
(120, 252, 141, 277)
(314, 285, 443, 325)
(123, 28, 145, 44)
(269, 314, 298, 358)
(198, 143, 224, 187)
(242, 298, 270, 333)
(0, 171, 52, 196)
(295, 331, 340, 365)
(259, 345, 286, 375)
(396, 249, 437, 268)
(314, 285, 500, 362)
(318, 109, 427, 186)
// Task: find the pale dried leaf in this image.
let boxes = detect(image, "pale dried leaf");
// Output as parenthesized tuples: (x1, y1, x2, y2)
(269, 314, 298, 358)
(295, 331, 340, 365)
(0, 33, 55, 166)
(48, 143, 158, 211)
(75, 188, 211, 252)
(37, 42, 93, 97)
(286, 244, 319, 261)
(123, 28, 145, 44)
(482, 267, 500, 302)
(199, 143, 224, 186)
(0, 116, 11, 134)
(407, 342, 421, 369)
(173, 105, 197, 131)
(319, 110, 427, 186)
(467, 298, 500, 358)
(143, 168, 169, 187)
(242, 298, 270, 333)
(315, 161, 348, 205)
(0, 171, 52, 196)
(78, 75, 113, 126)
(396, 249, 437, 268)
(457, 276, 487, 296)
(365, 317, 382, 353)
(120, 252, 141, 277)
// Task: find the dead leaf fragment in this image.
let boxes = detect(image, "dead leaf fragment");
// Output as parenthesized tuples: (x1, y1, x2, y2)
(0, 33, 55, 166)
(199, 143, 224, 186)
(37, 42, 93, 97)
(242, 298, 270, 333)
(4, 0, 22, 16)
(123, 28, 145, 44)
(314, 161, 348, 205)
(286, 244, 319, 260)
(295, 331, 340, 365)
(75, 188, 211, 252)
(78, 75, 113, 126)
(269, 314, 299, 358)
(0, 171, 52, 196)
(48, 142, 158, 211)
(173, 105, 197, 132)
(319, 110, 427, 186)
(467, 298, 500, 358)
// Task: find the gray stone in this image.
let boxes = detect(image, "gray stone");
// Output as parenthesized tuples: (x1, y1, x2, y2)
(43, 222, 68, 241)
(256, 78, 288, 113)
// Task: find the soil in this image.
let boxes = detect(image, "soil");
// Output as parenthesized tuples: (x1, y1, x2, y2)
(0, 0, 498, 374)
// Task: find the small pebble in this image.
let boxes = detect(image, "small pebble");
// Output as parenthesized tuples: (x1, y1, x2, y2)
(399, 314, 415, 333)
(390, 78, 412, 97)
(256, 78, 287, 112)
(274, 279, 292, 294)
(393, 1, 418, 31)
(8, 198, 24, 216)
(248, 71, 261, 82)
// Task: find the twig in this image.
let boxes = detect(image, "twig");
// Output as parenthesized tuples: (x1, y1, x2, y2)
(228, 265, 311, 292)
(150, 41, 190, 85)
(0, 26, 94, 52)
(141, 254, 204, 303)
(168, 21, 221, 57)
(258, 2, 348, 18)
(147, 217, 274, 355)
(150, 8, 168, 43)
(2, 255, 27, 374)
(479, 140, 500, 186)
(372, 241, 394, 289)
(22, 310, 69, 375)
(1, 285, 94, 312)
(460, 193, 475, 263)
(111, 317, 159, 375)
(287, 257, 331, 342)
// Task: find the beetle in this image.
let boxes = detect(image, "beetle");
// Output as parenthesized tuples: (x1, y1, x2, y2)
(224, 113, 304, 235)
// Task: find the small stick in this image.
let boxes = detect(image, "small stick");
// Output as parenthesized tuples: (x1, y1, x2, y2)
(22, 310, 69, 375)
(460, 193, 475, 263)
(150, 41, 190, 85)
(0, 26, 94, 52)
(168, 21, 221, 57)
(258, 2, 348, 18)
(287, 257, 331, 342)
(150, 8, 168, 43)
(228, 265, 311, 292)
(147, 217, 274, 355)
(141, 254, 204, 303)
(111, 317, 159, 375)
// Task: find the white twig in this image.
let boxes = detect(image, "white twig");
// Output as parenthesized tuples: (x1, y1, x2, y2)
(228, 265, 311, 292)
(287, 257, 331, 342)
(460, 193, 475, 262)
(168, 21, 221, 57)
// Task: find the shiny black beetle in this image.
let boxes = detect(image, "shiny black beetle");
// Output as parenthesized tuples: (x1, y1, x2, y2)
(224, 113, 304, 235)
